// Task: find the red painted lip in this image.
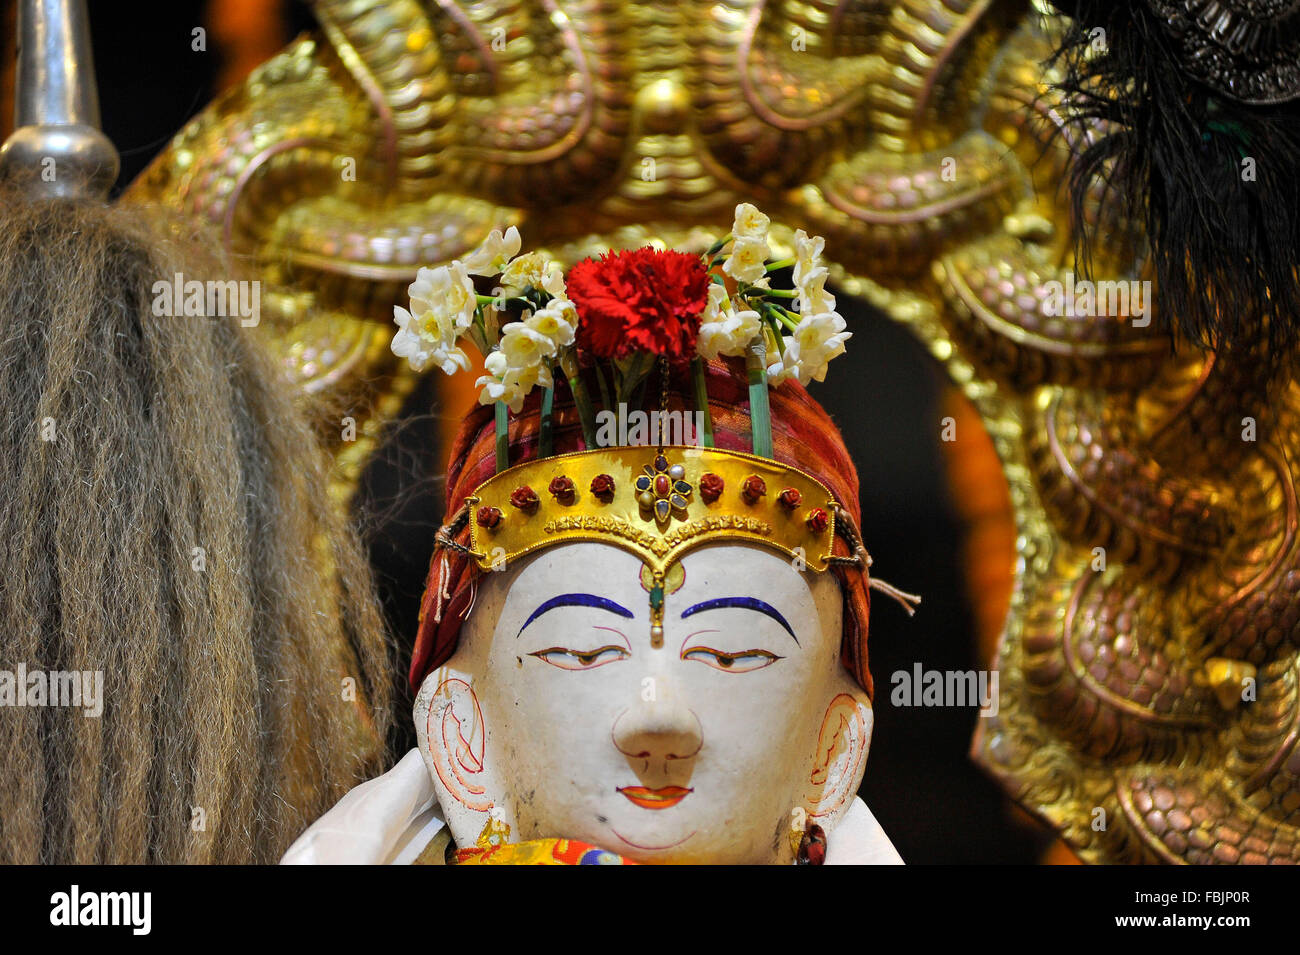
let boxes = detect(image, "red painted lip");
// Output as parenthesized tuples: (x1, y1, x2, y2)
(617, 786, 693, 810)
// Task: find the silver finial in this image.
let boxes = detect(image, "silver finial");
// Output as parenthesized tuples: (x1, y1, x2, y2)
(0, 0, 120, 199)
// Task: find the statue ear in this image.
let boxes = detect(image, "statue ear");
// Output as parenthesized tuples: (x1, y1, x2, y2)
(415, 674, 494, 813)
(803, 692, 873, 824)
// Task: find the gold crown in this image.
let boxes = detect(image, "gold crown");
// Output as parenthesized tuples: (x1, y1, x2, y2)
(462, 445, 841, 644)
(465, 445, 838, 574)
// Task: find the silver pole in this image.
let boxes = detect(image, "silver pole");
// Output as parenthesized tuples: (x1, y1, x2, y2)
(0, 0, 120, 199)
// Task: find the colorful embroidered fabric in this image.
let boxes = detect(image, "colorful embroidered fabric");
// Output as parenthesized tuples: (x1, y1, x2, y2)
(454, 837, 635, 865)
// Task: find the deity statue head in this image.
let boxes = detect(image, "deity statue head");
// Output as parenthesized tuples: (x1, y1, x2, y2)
(407, 317, 908, 859)
(394, 209, 908, 864)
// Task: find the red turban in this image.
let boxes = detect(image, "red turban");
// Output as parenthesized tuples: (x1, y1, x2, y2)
(411, 357, 874, 697)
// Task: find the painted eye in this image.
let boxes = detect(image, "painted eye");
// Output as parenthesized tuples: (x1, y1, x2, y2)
(528, 645, 630, 671)
(682, 646, 783, 673)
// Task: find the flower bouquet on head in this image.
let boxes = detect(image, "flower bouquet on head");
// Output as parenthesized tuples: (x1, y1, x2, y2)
(390, 203, 852, 469)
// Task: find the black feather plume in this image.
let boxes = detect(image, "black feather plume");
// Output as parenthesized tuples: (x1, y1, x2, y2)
(1045, 1, 1300, 363)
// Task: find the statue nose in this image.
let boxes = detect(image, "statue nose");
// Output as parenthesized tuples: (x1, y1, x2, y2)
(612, 690, 702, 762)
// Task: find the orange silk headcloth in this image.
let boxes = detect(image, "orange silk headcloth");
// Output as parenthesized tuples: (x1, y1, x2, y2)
(410, 356, 874, 698)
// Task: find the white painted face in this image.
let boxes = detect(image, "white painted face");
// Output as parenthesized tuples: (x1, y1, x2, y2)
(415, 541, 872, 864)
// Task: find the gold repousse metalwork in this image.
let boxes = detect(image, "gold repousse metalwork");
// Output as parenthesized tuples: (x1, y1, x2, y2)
(465, 446, 836, 575)
(132, 0, 1300, 863)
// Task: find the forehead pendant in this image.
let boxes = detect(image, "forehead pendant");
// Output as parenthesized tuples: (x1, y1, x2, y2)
(648, 572, 665, 650)
(636, 451, 691, 648)
(635, 452, 692, 524)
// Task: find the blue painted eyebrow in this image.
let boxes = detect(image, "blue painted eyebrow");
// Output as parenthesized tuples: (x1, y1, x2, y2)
(679, 597, 798, 643)
(518, 593, 635, 636)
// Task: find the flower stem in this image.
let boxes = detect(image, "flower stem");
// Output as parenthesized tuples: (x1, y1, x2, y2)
(560, 349, 598, 449)
(482, 303, 500, 345)
(762, 302, 798, 332)
(594, 361, 613, 414)
(476, 293, 531, 309)
(705, 233, 733, 258)
(615, 352, 655, 407)
(745, 335, 773, 458)
(539, 383, 555, 458)
(765, 314, 786, 349)
(690, 356, 714, 448)
(466, 311, 490, 356)
(631, 368, 650, 415)
(494, 401, 509, 473)
(765, 257, 795, 271)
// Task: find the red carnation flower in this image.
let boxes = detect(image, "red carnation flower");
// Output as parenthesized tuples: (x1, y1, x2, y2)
(567, 247, 710, 363)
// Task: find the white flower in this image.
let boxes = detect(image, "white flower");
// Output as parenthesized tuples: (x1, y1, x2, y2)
(792, 229, 826, 287)
(500, 320, 557, 366)
(390, 313, 429, 371)
(408, 260, 478, 336)
(796, 265, 837, 316)
(540, 263, 568, 299)
(732, 202, 771, 241)
(723, 235, 770, 285)
(767, 344, 797, 386)
(428, 342, 472, 376)
(500, 251, 548, 294)
(391, 306, 472, 375)
(700, 283, 728, 323)
(780, 310, 851, 385)
(697, 286, 761, 360)
(392, 259, 481, 373)
(462, 226, 522, 276)
(525, 300, 577, 352)
(391, 257, 483, 374)
(475, 349, 553, 413)
(476, 351, 513, 404)
(699, 307, 761, 360)
(516, 361, 553, 393)
(392, 303, 418, 337)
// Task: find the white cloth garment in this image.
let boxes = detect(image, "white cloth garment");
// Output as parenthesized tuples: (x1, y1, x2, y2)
(282, 750, 445, 865)
(281, 748, 904, 865)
